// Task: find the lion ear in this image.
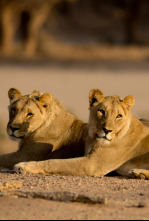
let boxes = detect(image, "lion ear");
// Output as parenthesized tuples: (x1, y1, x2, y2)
(39, 93, 52, 110)
(123, 96, 135, 110)
(32, 90, 42, 96)
(31, 90, 43, 101)
(8, 88, 22, 104)
(89, 89, 105, 107)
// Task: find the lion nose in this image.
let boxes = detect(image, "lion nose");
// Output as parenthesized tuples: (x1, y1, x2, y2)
(10, 126, 19, 132)
(102, 127, 113, 135)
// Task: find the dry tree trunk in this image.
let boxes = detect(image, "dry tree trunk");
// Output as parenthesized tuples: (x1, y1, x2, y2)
(23, 0, 68, 56)
(23, 3, 51, 56)
(125, 0, 140, 44)
(0, 4, 16, 55)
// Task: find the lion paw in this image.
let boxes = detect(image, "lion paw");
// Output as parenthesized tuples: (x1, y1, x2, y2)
(129, 169, 146, 180)
(14, 162, 31, 175)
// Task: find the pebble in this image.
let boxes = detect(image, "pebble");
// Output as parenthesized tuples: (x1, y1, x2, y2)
(138, 202, 148, 208)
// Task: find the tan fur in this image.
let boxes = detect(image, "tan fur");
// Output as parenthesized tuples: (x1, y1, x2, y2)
(0, 88, 87, 169)
(14, 89, 149, 179)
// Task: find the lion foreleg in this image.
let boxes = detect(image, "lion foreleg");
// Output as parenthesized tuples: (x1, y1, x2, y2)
(0, 146, 46, 169)
(14, 157, 98, 176)
(0, 151, 24, 169)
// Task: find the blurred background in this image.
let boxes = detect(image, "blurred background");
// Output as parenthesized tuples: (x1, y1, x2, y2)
(0, 0, 149, 154)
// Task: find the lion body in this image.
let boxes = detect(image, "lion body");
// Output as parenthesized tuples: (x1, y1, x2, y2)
(14, 90, 149, 180)
(0, 88, 87, 169)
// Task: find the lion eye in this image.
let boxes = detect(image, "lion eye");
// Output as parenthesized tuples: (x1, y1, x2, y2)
(98, 109, 105, 116)
(117, 114, 122, 119)
(26, 113, 34, 118)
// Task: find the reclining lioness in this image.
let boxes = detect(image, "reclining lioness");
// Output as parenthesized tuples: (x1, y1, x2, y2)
(0, 88, 87, 168)
(14, 89, 149, 179)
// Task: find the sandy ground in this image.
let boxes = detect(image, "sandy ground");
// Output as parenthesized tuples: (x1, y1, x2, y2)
(0, 62, 149, 220)
(0, 169, 149, 220)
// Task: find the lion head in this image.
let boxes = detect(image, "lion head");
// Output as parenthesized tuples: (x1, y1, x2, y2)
(88, 89, 135, 146)
(7, 88, 52, 141)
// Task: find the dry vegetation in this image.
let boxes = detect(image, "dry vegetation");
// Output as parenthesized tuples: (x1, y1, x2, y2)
(0, 0, 149, 60)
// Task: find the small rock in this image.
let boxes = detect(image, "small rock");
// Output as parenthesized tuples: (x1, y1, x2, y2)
(138, 202, 147, 208)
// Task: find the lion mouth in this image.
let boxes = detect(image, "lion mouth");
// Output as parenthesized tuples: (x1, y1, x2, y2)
(10, 134, 25, 140)
(96, 134, 112, 142)
(8, 128, 25, 140)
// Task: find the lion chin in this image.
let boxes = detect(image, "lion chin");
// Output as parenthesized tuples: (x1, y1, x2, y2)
(9, 135, 24, 142)
(96, 137, 111, 146)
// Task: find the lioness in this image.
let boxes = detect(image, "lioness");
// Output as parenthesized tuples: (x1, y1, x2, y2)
(0, 88, 87, 168)
(14, 89, 149, 179)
